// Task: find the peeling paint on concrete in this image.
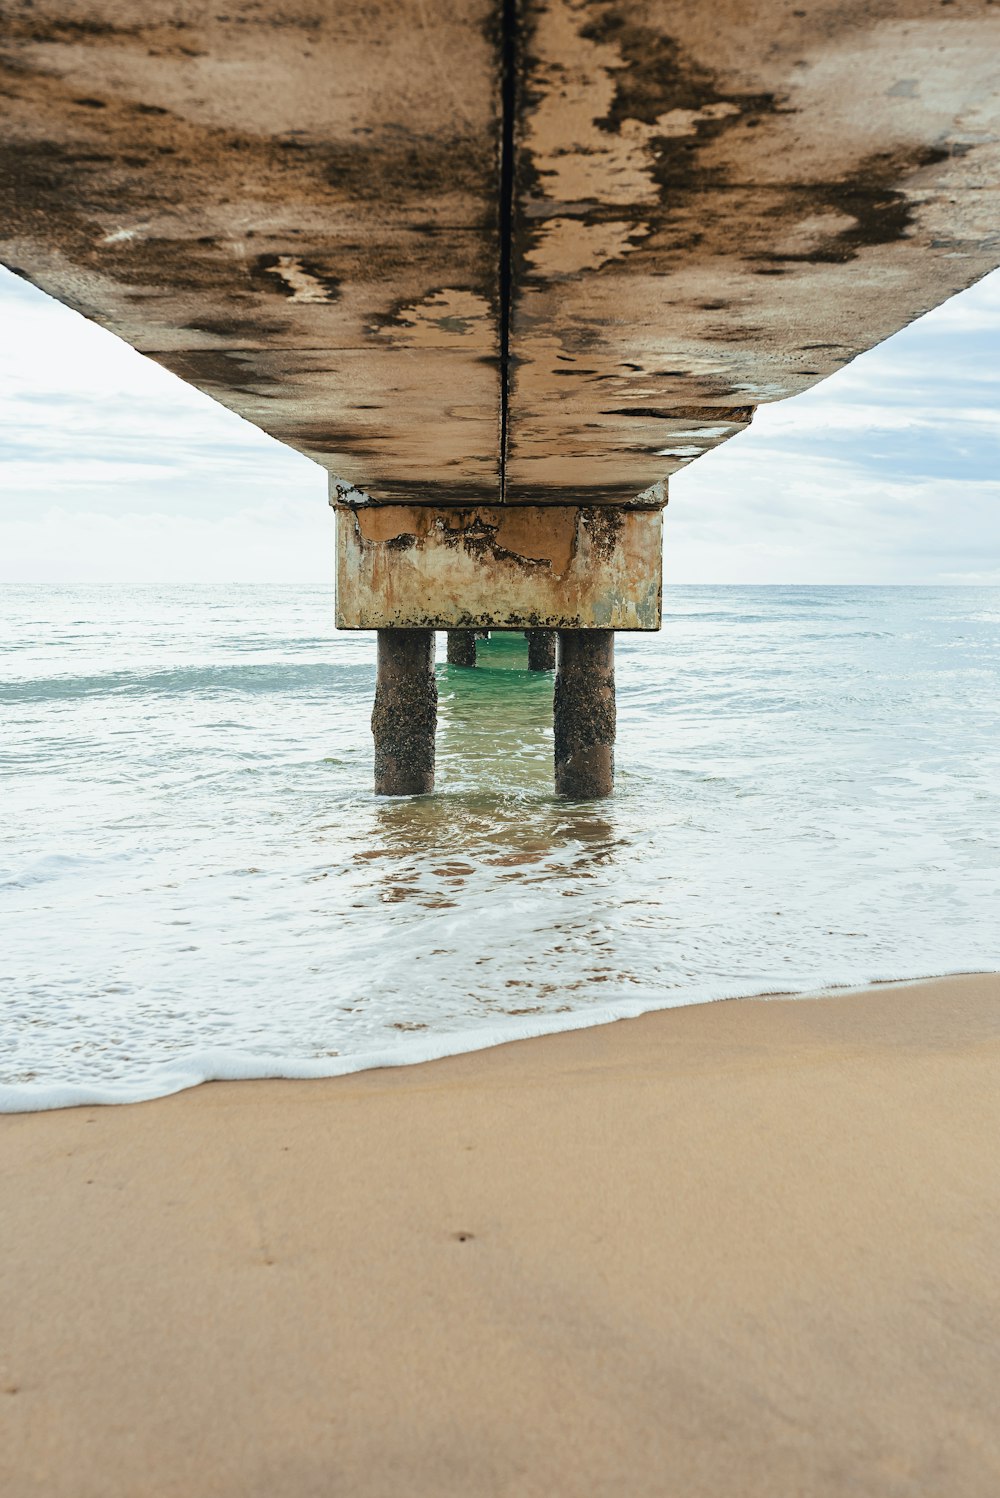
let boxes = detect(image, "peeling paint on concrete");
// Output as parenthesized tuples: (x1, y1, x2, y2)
(375, 289, 494, 352)
(258, 255, 341, 303)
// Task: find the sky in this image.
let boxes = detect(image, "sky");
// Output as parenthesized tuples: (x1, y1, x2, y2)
(1, 261, 999, 585)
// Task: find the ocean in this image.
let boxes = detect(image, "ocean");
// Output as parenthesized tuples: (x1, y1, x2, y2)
(2, 584, 998, 1111)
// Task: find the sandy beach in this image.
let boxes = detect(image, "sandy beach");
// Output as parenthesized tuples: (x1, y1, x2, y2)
(2, 973, 999, 1497)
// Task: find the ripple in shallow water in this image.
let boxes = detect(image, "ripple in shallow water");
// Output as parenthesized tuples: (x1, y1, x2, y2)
(1, 584, 999, 1108)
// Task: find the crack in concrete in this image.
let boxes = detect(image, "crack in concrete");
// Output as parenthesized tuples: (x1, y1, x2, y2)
(498, 0, 520, 502)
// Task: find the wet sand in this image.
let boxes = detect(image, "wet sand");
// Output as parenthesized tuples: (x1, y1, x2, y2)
(2, 973, 1000, 1497)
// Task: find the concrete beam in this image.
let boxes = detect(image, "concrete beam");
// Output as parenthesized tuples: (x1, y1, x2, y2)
(334, 504, 663, 630)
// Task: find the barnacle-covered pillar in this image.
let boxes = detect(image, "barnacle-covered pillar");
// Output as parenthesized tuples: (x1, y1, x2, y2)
(372, 630, 437, 795)
(554, 631, 615, 799)
(525, 629, 556, 671)
(446, 630, 478, 666)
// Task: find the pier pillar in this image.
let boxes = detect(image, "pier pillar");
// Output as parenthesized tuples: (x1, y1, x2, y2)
(446, 630, 478, 667)
(336, 501, 659, 799)
(525, 629, 556, 671)
(372, 630, 437, 795)
(554, 630, 615, 799)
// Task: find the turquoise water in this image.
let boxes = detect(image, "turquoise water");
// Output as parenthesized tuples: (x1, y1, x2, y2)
(2, 584, 999, 1109)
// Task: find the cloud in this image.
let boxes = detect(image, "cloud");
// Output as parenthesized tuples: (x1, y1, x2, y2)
(0, 265, 326, 547)
(670, 267, 1000, 582)
(1, 498, 332, 586)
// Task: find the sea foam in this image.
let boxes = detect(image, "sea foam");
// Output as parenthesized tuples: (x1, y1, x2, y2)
(3, 583, 999, 1111)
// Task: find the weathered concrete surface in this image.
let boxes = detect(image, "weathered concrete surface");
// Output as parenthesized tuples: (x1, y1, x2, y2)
(0, 0, 502, 504)
(507, 0, 1000, 503)
(335, 504, 662, 629)
(554, 629, 616, 798)
(1, 1, 999, 507)
(372, 629, 437, 795)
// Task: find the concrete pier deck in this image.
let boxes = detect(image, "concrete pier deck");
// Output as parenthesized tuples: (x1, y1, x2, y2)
(2, 2, 999, 508)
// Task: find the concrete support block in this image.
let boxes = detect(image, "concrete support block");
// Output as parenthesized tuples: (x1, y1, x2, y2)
(525, 629, 556, 671)
(334, 504, 662, 630)
(372, 629, 437, 796)
(446, 630, 477, 667)
(554, 631, 615, 800)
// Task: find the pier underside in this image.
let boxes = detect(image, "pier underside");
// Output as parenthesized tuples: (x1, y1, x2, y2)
(2, 1, 999, 792)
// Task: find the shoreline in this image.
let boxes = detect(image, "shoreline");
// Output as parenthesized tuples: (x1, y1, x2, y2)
(2, 965, 997, 1114)
(3, 972, 1000, 1495)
